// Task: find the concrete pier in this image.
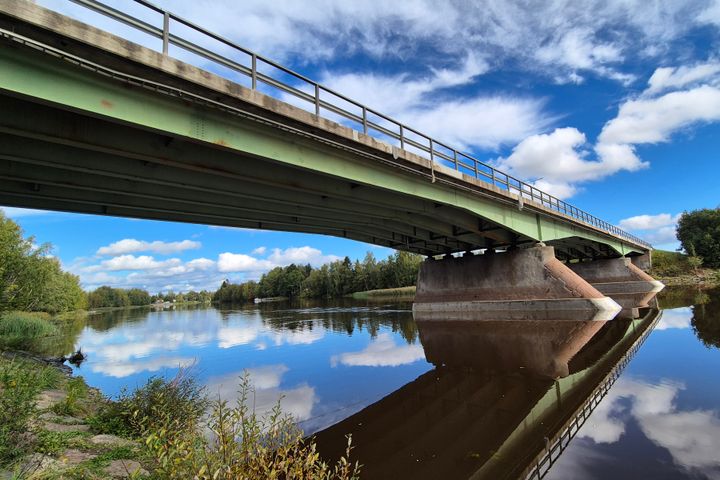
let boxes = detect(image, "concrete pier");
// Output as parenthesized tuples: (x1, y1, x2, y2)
(412, 245, 621, 320)
(567, 257, 664, 295)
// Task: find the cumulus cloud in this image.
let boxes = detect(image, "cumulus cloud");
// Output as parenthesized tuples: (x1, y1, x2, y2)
(619, 213, 680, 230)
(72, 244, 342, 293)
(97, 239, 201, 256)
(617, 212, 680, 247)
(599, 85, 720, 145)
(495, 127, 646, 198)
(206, 365, 316, 421)
(331, 333, 425, 367)
(98, 255, 182, 272)
(655, 308, 693, 331)
(217, 253, 274, 273)
(577, 376, 720, 478)
(267, 246, 340, 266)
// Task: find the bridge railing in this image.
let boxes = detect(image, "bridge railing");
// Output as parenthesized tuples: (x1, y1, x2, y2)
(65, 0, 650, 249)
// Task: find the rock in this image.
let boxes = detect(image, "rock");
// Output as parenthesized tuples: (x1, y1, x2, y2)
(105, 460, 148, 478)
(19, 453, 57, 473)
(59, 449, 96, 466)
(35, 389, 67, 409)
(43, 422, 90, 433)
(38, 413, 84, 425)
(89, 434, 135, 448)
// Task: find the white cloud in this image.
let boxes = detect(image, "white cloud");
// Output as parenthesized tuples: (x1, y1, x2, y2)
(91, 355, 196, 378)
(99, 255, 182, 272)
(495, 127, 646, 199)
(217, 253, 274, 273)
(618, 212, 680, 247)
(186, 258, 215, 270)
(599, 85, 720, 145)
(655, 308, 693, 331)
(267, 246, 340, 266)
(251, 246, 267, 255)
(331, 333, 425, 367)
(577, 376, 720, 478)
(97, 239, 201, 256)
(619, 213, 680, 230)
(646, 61, 720, 95)
(206, 365, 317, 421)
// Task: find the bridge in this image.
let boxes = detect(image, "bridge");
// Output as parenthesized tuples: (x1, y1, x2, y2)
(0, 0, 662, 315)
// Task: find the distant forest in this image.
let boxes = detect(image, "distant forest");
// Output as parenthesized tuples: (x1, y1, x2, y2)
(213, 251, 422, 304)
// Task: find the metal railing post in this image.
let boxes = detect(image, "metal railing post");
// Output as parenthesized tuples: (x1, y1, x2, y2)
(162, 11, 169, 55)
(314, 84, 320, 116)
(251, 54, 257, 89)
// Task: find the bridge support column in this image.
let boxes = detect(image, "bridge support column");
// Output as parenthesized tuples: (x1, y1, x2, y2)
(412, 245, 621, 321)
(566, 257, 664, 296)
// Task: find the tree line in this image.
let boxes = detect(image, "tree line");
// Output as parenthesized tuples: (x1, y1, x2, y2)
(0, 212, 85, 314)
(87, 287, 213, 309)
(213, 251, 422, 304)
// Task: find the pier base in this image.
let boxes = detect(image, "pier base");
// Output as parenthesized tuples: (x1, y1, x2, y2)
(412, 245, 621, 321)
(567, 257, 664, 295)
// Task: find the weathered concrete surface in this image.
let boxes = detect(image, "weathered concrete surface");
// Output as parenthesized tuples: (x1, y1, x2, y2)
(413, 246, 621, 320)
(418, 319, 607, 378)
(568, 257, 664, 295)
(630, 251, 653, 271)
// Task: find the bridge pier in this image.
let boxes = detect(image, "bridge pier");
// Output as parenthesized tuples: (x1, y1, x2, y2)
(566, 257, 664, 296)
(412, 245, 621, 321)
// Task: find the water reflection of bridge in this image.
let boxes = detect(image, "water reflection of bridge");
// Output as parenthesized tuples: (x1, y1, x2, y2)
(313, 300, 661, 480)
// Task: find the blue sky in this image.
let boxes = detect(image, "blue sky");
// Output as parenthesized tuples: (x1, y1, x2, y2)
(3, 0, 720, 293)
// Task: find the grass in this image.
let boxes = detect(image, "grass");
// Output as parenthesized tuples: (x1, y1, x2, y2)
(0, 358, 45, 465)
(0, 311, 59, 350)
(350, 286, 416, 300)
(51, 377, 88, 417)
(651, 250, 694, 277)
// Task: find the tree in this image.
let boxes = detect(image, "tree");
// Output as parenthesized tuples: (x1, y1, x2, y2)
(127, 288, 151, 306)
(0, 212, 85, 313)
(677, 208, 720, 268)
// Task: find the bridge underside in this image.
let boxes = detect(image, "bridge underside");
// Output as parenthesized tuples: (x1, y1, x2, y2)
(0, 16, 647, 260)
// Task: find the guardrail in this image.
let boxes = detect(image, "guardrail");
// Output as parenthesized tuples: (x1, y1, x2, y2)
(63, 0, 650, 249)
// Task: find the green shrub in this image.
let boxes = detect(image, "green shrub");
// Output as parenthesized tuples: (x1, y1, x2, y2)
(52, 376, 88, 416)
(0, 359, 42, 465)
(0, 311, 58, 350)
(90, 369, 208, 438)
(139, 374, 360, 480)
(651, 250, 692, 277)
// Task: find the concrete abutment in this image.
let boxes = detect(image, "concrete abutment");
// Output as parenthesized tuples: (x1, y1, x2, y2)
(412, 245, 622, 321)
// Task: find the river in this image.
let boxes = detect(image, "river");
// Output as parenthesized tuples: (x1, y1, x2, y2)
(52, 286, 720, 479)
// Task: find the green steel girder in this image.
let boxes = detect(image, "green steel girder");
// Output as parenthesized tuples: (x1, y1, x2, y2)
(0, 42, 646, 257)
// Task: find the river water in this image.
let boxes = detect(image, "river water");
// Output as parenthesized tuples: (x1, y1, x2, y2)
(53, 287, 720, 479)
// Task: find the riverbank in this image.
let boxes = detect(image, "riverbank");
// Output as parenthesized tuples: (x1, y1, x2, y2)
(350, 286, 416, 300)
(0, 353, 149, 479)
(0, 349, 360, 479)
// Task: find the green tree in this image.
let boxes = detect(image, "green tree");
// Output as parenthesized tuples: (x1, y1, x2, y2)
(0, 212, 85, 313)
(127, 288, 151, 306)
(677, 208, 720, 268)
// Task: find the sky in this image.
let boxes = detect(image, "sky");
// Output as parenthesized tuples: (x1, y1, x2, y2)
(3, 0, 720, 293)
